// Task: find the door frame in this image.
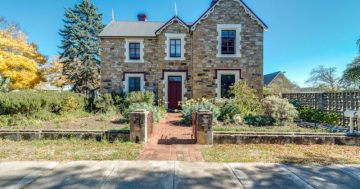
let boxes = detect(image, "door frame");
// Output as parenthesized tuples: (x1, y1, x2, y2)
(163, 72, 187, 109)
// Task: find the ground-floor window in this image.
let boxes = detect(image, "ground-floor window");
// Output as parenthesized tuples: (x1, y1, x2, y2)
(220, 74, 235, 98)
(128, 77, 141, 93)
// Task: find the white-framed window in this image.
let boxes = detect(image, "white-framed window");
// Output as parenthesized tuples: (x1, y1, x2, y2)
(216, 70, 241, 98)
(124, 39, 144, 63)
(217, 24, 241, 58)
(165, 33, 186, 60)
(123, 73, 145, 94)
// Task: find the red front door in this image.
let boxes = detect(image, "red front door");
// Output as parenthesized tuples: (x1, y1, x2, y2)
(168, 76, 182, 110)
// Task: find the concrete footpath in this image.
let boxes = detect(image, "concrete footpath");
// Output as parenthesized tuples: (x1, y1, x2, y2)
(0, 161, 359, 189)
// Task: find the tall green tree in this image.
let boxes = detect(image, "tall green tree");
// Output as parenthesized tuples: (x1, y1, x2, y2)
(59, 0, 104, 96)
(340, 56, 360, 90)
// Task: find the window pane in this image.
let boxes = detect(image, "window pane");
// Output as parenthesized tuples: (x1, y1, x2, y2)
(129, 77, 141, 93)
(221, 75, 235, 98)
(129, 42, 140, 60)
(221, 30, 236, 55)
(170, 39, 181, 58)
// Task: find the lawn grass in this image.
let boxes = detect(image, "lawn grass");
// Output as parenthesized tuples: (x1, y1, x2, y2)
(214, 124, 331, 133)
(201, 144, 360, 165)
(0, 139, 142, 161)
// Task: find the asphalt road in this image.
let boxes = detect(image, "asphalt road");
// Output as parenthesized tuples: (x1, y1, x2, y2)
(0, 161, 359, 189)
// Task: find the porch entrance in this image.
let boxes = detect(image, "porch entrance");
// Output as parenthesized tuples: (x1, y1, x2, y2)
(168, 76, 182, 110)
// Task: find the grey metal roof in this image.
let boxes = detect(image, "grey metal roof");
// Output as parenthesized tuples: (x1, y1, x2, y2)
(99, 21, 164, 37)
(264, 71, 281, 86)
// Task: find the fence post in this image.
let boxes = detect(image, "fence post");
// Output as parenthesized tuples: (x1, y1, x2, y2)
(195, 110, 213, 145)
(129, 109, 151, 143)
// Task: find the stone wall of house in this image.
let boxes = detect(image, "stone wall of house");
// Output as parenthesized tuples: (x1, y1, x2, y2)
(100, 37, 160, 95)
(100, 0, 265, 101)
(192, 0, 264, 99)
(156, 21, 193, 101)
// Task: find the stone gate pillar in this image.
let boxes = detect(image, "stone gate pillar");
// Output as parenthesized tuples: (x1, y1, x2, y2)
(195, 110, 213, 145)
(129, 109, 152, 143)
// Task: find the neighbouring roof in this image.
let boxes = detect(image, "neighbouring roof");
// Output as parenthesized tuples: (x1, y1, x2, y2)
(99, 0, 267, 37)
(99, 21, 164, 37)
(264, 71, 282, 86)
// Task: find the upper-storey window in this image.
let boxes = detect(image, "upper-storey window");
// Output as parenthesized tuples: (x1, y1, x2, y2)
(165, 33, 186, 60)
(221, 30, 236, 55)
(170, 39, 181, 58)
(129, 43, 140, 60)
(217, 24, 241, 58)
(125, 39, 144, 63)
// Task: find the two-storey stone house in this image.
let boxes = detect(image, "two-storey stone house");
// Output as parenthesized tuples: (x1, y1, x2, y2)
(99, 0, 267, 109)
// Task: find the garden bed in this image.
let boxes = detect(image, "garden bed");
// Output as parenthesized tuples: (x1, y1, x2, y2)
(201, 144, 360, 165)
(0, 139, 141, 160)
(214, 123, 332, 133)
(0, 114, 129, 131)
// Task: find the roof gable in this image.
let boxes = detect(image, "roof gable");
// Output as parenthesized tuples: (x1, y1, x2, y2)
(155, 16, 190, 35)
(190, 0, 268, 31)
(264, 71, 282, 86)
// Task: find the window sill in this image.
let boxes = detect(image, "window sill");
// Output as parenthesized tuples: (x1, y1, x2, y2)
(125, 60, 145, 64)
(216, 54, 241, 58)
(165, 57, 186, 61)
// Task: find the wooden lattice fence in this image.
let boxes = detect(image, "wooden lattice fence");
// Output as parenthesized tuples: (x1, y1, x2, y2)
(283, 92, 360, 125)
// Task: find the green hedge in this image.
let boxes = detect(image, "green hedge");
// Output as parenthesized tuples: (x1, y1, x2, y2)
(0, 90, 86, 116)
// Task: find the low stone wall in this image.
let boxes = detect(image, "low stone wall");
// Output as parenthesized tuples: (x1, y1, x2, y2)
(214, 132, 360, 145)
(0, 130, 130, 142)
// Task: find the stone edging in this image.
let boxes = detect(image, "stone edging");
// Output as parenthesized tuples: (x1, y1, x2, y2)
(214, 132, 360, 145)
(0, 130, 130, 142)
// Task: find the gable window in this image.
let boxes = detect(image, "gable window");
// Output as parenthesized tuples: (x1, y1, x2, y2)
(128, 77, 141, 93)
(220, 74, 235, 98)
(217, 24, 241, 58)
(221, 30, 236, 55)
(170, 39, 181, 58)
(165, 33, 186, 60)
(129, 43, 140, 60)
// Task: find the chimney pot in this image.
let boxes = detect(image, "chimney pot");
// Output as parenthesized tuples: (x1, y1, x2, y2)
(137, 13, 147, 22)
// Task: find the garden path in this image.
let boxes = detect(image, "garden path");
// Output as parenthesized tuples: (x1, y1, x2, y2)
(139, 113, 204, 161)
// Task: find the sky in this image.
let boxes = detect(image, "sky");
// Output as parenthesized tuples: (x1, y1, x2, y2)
(1, 0, 359, 86)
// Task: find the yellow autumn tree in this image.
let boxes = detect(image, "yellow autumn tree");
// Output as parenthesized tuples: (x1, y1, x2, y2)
(40, 56, 69, 89)
(0, 27, 47, 90)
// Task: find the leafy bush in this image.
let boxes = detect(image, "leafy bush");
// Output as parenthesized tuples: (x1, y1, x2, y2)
(218, 101, 242, 123)
(125, 91, 155, 105)
(123, 103, 162, 123)
(0, 90, 85, 116)
(262, 96, 298, 125)
(298, 108, 340, 125)
(94, 93, 115, 113)
(180, 98, 220, 125)
(244, 115, 275, 126)
(229, 81, 262, 117)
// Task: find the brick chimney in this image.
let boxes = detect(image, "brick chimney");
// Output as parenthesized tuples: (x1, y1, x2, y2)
(210, 0, 218, 7)
(137, 13, 147, 22)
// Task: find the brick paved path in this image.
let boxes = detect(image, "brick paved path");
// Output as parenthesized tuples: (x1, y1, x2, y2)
(139, 113, 204, 161)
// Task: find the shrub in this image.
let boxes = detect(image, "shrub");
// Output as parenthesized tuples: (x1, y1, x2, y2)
(123, 103, 161, 123)
(0, 90, 85, 116)
(244, 115, 275, 126)
(218, 101, 242, 123)
(180, 98, 220, 125)
(125, 91, 155, 105)
(229, 81, 262, 117)
(94, 93, 115, 113)
(262, 96, 298, 125)
(298, 108, 340, 125)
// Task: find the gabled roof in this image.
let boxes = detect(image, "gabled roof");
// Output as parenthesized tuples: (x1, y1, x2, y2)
(264, 71, 282, 86)
(155, 16, 190, 35)
(99, 21, 164, 37)
(190, 0, 268, 31)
